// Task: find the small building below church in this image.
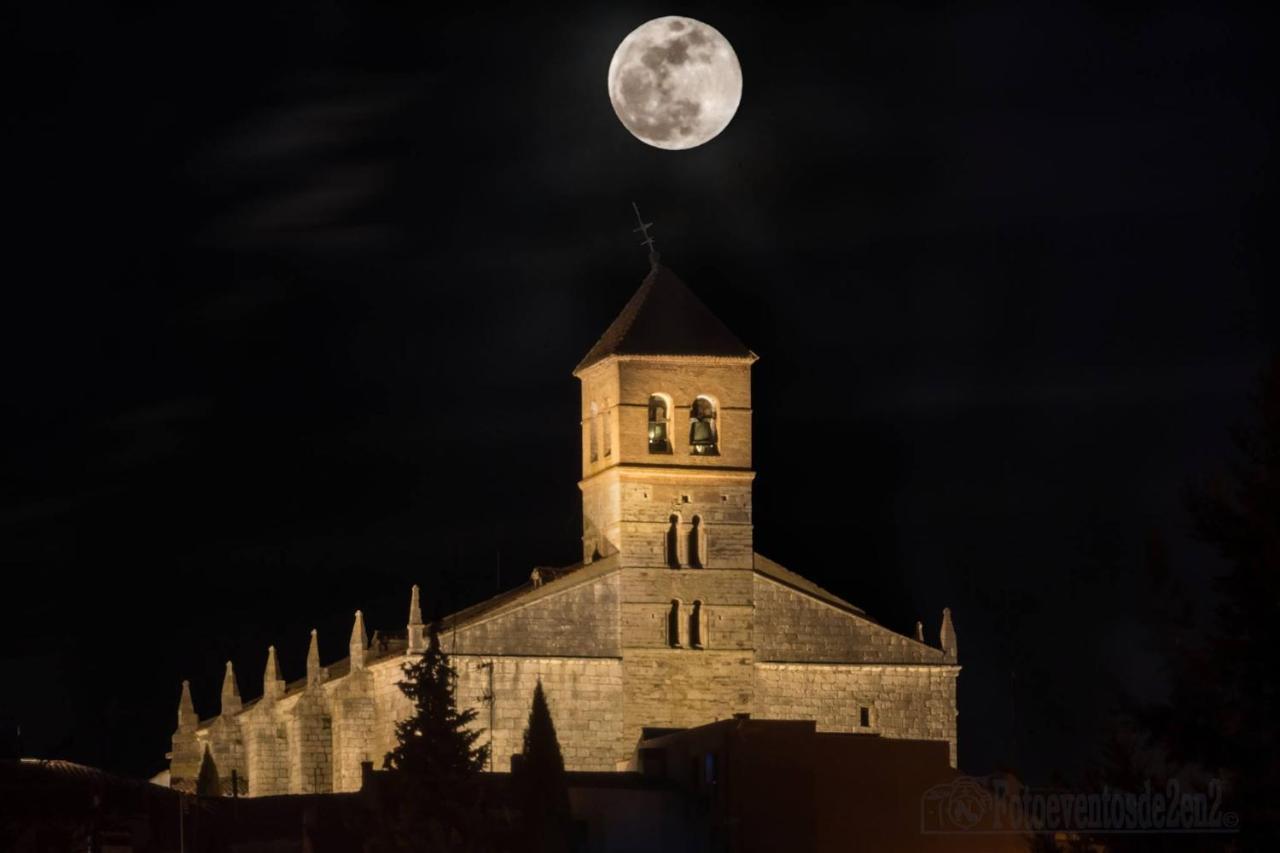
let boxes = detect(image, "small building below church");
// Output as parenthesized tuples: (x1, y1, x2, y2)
(168, 262, 960, 796)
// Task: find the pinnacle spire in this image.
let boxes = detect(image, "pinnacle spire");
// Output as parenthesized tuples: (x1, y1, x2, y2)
(409, 584, 423, 625)
(220, 661, 242, 716)
(408, 584, 426, 653)
(170, 681, 203, 790)
(914, 621, 925, 643)
(350, 610, 368, 670)
(940, 607, 958, 660)
(263, 645, 284, 701)
(177, 679, 197, 732)
(306, 629, 321, 686)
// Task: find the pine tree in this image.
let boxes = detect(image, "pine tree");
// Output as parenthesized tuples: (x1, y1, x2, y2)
(515, 681, 572, 853)
(1179, 355, 1280, 846)
(1089, 365, 1280, 852)
(196, 744, 222, 797)
(382, 623, 489, 851)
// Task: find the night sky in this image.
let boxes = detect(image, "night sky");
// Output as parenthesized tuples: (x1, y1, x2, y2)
(4, 2, 1276, 784)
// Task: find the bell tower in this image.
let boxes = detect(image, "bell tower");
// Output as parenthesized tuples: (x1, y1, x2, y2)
(574, 263, 757, 569)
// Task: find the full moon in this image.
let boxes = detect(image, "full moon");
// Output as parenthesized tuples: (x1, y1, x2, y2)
(608, 16, 742, 150)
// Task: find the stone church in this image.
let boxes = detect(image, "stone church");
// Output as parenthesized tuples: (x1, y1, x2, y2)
(168, 262, 960, 796)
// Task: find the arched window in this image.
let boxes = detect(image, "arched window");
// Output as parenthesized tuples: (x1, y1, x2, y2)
(666, 514, 683, 569)
(689, 600, 705, 648)
(689, 396, 718, 455)
(588, 402, 599, 462)
(648, 395, 671, 453)
(603, 404, 612, 457)
(688, 515, 705, 568)
(668, 599, 683, 647)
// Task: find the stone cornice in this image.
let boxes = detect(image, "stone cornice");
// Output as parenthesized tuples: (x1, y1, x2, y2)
(573, 352, 758, 378)
(578, 464, 755, 487)
(755, 661, 963, 673)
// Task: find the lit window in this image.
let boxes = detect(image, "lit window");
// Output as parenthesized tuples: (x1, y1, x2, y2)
(689, 396, 718, 455)
(648, 395, 671, 452)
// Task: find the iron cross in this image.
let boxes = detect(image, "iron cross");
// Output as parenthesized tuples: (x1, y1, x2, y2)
(631, 202, 659, 265)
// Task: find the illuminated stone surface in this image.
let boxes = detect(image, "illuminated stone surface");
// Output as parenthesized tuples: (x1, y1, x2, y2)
(169, 263, 960, 794)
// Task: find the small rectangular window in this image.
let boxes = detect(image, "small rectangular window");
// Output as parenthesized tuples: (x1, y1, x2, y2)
(603, 409, 612, 456)
(859, 707, 871, 727)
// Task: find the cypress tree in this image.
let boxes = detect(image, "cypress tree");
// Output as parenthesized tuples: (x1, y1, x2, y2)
(383, 623, 489, 850)
(195, 744, 222, 798)
(516, 681, 572, 853)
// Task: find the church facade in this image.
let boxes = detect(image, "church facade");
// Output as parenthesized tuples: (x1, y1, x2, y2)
(168, 263, 960, 795)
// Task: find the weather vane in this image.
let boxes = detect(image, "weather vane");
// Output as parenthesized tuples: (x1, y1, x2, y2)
(631, 202, 659, 267)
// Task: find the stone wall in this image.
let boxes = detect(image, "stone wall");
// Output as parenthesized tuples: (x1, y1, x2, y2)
(289, 688, 332, 793)
(330, 668, 378, 792)
(615, 473, 754, 570)
(580, 472, 622, 561)
(753, 663, 959, 766)
(368, 656, 414, 770)
(364, 651, 626, 774)
(754, 575, 947, 665)
(578, 359, 621, 482)
(621, 649, 754, 760)
(446, 571, 622, 658)
(613, 360, 753, 471)
(241, 700, 291, 797)
(578, 358, 754, 473)
(185, 559, 960, 793)
(206, 716, 246, 793)
(451, 655, 626, 772)
(577, 357, 755, 565)
(621, 568, 754, 649)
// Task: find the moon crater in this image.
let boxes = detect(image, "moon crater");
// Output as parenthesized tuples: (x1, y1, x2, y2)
(608, 16, 742, 150)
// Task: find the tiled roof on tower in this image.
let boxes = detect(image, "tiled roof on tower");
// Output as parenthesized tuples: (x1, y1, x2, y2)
(575, 264, 755, 373)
